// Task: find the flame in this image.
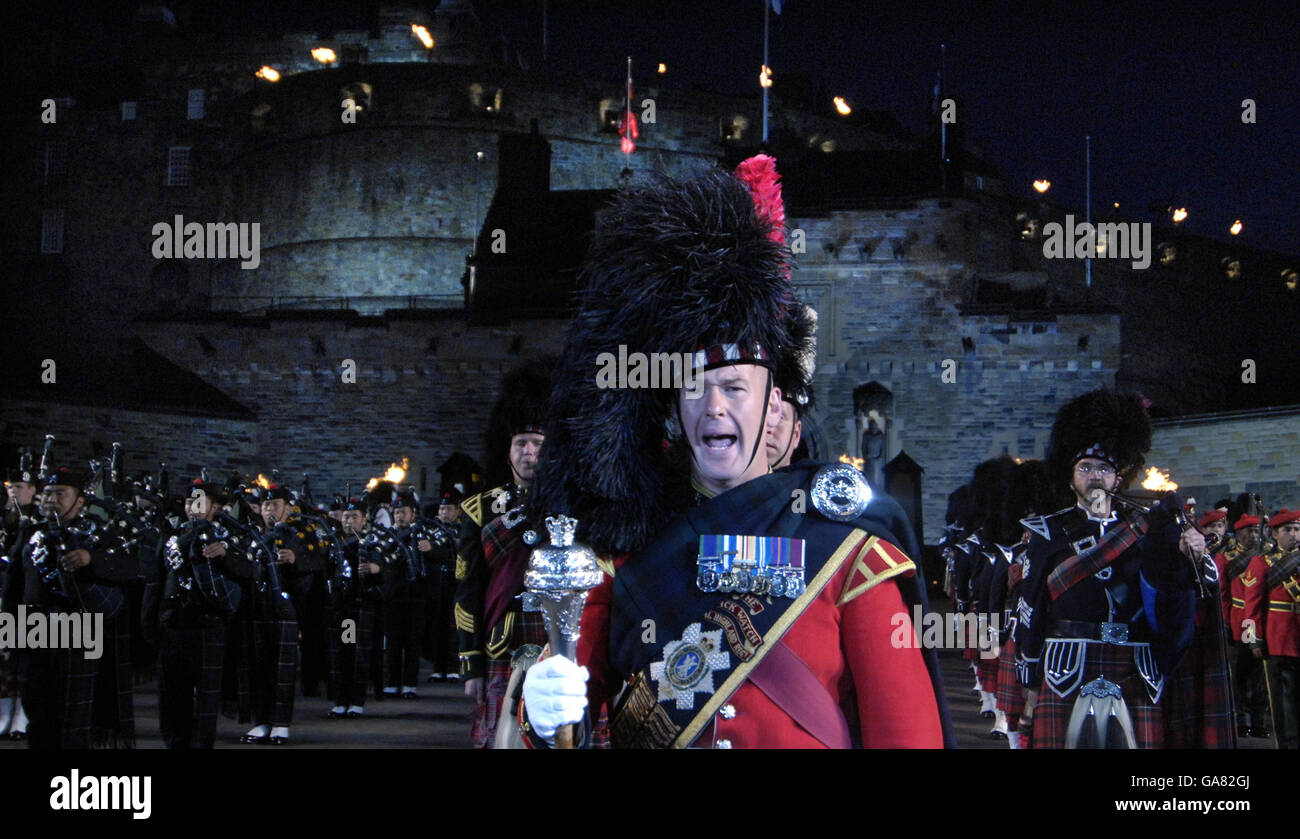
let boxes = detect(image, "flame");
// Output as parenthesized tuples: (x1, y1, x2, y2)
(1033, 179, 1051, 193)
(365, 458, 410, 491)
(838, 453, 865, 470)
(411, 24, 434, 49)
(657, 63, 667, 74)
(255, 66, 281, 82)
(1230, 219, 1243, 236)
(311, 47, 337, 64)
(1172, 207, 1188, 223)
(1141, 466, 1178, 492)
(833, 96, 851, 115)
(759, 64, 773, 89)
(255, 473, 272, 489)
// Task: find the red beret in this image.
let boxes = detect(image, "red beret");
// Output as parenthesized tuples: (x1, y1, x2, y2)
(1271, 509, 1300, 527)
(1234, 515, 1260, 531)
(1197, 509, 1227, 527)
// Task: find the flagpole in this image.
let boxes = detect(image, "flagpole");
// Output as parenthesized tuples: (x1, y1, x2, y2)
(939, 43, 947, 193)
(625, 55, 633, 170)
(762, 0, 770, 144)
(1086, 134, 1093, 288)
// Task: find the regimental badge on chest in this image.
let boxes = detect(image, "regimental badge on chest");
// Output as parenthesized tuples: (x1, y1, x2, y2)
(650, 623, 730, 710)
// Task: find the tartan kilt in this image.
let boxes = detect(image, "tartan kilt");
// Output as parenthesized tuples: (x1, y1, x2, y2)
(470, 610, 549, 749)
(995, 637, 1025, 719)
(978, 655, 999, 694)
(1031, 641, 1163, 749)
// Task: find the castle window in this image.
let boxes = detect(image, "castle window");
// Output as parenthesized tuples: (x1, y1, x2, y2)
(598, 97, 621, 132)
(166, 146, 193, 187)
(341, 82, 373, 116)
(187, 89, 205, 120)
(121, 101, 137, 121)
(43, 141, 67, 184)
(720, 114, 750, 142)
(41, 209, 64, 254)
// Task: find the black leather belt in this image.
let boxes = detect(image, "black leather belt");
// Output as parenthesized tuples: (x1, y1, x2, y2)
(1048, 619, 1132, 644)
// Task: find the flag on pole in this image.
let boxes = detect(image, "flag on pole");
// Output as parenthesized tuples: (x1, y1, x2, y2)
(619, 56, 638, 155)
(769, 0, 783, 13)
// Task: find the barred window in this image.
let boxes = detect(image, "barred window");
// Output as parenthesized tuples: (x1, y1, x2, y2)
(44, 141, 68, 184)
(41, 209, 64, 254)
(187, 88, 205, 120)
(166, 146, 192, 186)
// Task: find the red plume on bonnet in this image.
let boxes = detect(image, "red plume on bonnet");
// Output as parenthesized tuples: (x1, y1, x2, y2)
(734, 154, 786, 247)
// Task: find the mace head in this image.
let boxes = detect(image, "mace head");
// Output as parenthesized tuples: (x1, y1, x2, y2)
(525, 515, 602, 593)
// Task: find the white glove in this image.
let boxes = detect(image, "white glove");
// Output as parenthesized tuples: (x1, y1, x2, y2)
(522, 655, 589, 742)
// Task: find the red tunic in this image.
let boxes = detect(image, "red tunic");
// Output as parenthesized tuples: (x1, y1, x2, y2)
(1215, 547, 1251, 641)
(1242, 550, 1300, 658)
(577, 534, 944, 748)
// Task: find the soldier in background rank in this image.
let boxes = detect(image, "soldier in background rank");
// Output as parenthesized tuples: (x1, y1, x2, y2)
(455, 360, 553, 747)
(1242, 508, 1300, 747)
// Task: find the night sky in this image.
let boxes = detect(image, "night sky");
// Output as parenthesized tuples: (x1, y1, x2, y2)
(13, 0, 1300, 254)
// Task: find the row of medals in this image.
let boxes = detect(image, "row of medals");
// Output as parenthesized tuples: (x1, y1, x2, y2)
(697, 562, 806, 598)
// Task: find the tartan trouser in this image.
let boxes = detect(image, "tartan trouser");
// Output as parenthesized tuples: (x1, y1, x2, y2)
(19, 644, 98, 749)
(384, 586, 428, 687)
(329, 601, 378, 707)
(252, 618, 298, 727)
(159, 622, 225, 749)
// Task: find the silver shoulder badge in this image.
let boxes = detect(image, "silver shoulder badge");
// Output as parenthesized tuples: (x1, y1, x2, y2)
(810, 464, 873, 522)
(1020, 515, 1051, 540)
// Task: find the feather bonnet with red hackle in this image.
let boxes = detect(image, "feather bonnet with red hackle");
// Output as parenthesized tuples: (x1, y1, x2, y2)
(530, 157, 816, 556)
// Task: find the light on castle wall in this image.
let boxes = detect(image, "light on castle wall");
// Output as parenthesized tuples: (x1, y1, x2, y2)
(1033, 180, 1050, 193)
(311, 47, 337, 64)
(411, 24, 434, 49)
(255, 66, 281, 82)
(833, 96, 851, 115)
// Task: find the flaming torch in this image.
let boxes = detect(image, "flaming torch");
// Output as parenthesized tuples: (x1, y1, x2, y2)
(1141, 466, 1178, 492)
(525, 515, 602, 749)
(366, 458, 409, 491)
(838, 453, 865, 471)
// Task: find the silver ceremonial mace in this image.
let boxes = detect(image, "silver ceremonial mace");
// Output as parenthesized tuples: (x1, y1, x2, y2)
(524, 514, 602, 749)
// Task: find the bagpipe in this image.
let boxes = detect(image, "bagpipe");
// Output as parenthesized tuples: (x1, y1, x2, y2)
(216, 511, 289, 603)
(1089, 487, 1216, 597)
(161, 519, 237, 614)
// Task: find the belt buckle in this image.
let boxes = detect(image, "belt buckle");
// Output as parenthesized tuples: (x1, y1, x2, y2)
(1099, 621, 1129, 644)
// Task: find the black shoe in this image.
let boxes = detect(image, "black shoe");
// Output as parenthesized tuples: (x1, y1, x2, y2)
(327, 709, 346, 719)
(1238, 724, 1252, 738)
(8, 731, 26, 741)
(240, 733, 269, 744)
(1249, 727, 1272, 739)
(268, 736, 288, 745)
(346, 710, 363, 719)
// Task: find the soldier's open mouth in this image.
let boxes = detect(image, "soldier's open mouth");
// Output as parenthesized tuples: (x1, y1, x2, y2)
(703, 435, 736, 450)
